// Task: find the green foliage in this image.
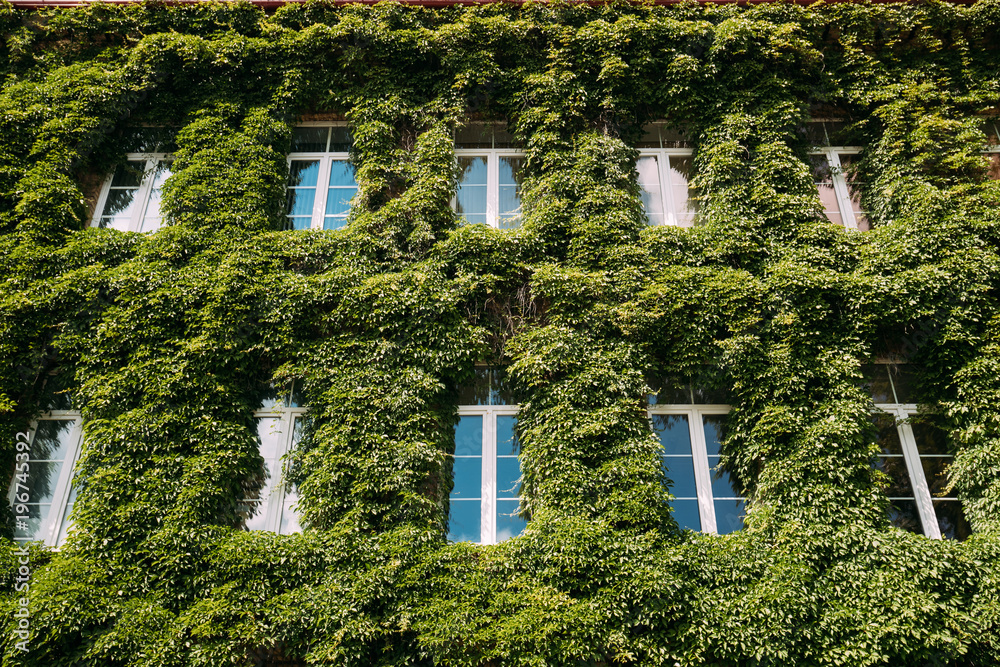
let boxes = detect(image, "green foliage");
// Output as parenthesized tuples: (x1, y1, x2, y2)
(0, 0, 1000, 664)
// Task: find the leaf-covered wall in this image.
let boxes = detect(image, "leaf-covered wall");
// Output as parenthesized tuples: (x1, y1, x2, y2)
(2, 0, 1000, 664)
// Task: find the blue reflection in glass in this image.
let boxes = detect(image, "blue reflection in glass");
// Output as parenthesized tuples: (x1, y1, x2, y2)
(496, 416, 518, 456)
(448, 499, 480, 542)
(672, 498, 701, 531)
(663, 456, 698, 498)
(496, 499, 526, 541)
(451, 458, 482, 499)
(454, 416, 483, 456)
(496, 458, 521, 497)
(714, 499, 745, 534)
(652, 414, 692, 455)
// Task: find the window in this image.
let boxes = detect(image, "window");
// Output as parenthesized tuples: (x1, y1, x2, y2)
(454, 124, 525, 229)
(285, 124, 358, 230)
(242, 384, 306, 534)
(7, 411, 83, 547)
(92, 157, 172, 232)
(864, 363, 971, 540)
(637, 123, 696, 226)
(449, 368, 526, 544)
(807, 120, 867, 231)
(649, 404, 744, 534)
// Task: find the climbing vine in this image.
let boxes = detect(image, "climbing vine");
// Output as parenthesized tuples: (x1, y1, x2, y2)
(2, 0, 1000, 664)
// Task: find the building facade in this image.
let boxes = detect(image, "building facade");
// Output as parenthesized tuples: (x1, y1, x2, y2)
(2, 0, 1000, 664)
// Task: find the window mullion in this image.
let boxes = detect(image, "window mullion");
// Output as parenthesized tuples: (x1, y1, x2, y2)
(313, 157, 331, 230)
(42, 417, 82, 547)
(660, 151, 675, 227)
(897, 415, 941, 539)
(689, 408, 718, 534)
(482, 407, 497, 544)
(487, 152, 498, 229)
(828, 151, 859, 231)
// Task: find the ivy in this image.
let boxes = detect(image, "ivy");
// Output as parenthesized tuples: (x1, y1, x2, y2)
(1, 0, 1000, 664)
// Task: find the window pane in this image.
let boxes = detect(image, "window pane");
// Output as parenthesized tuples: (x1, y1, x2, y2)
(496, 415, 518, 456)
(875, 455, 915, 497)
(671, 498, 701, 531)
(702, 414, 727, 456)
(652, 414, 691, 456)
(498, 156, 524, 228)
(288, 160, 320, 187)
(324, 160, 358, 229)
(456, 156, 488, 224)
(100, 189, 138, 229)
(714, 499, 745, 534)
(872, 413, 905, 456)
(933, 500, 971, 541)
(451, 458, 482, 499)
(888, 499, 923, 535)
(454, 415, 483, 456)
(286, 189, 316, 218)
(329, 126, 353, 153)
(920, 457, 953, 498)
(57, 485, 77, 545)
(13, 504, 50, 541)
(496, 457, 520, 497)
(666, 156, 695, 227)
(110, 160, 145, 188)
(291, 127, 329, 152)
(240, 500, 268, 531)
(637, 125, 661, 149)
(30, 419, 76, 461)
(455, 125, 493, 149)
(139, 161, 171, 233)
(662, 456, 698, 498)
(496, 499, 526, 540)
(861, 364, 894, 403)
(448, 499, 481, 542)
(279, 491, 301, 535)
(910, 421, 949, 456)
(637, 156, 664, 225)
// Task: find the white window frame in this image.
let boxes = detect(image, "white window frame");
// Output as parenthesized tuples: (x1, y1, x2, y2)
(452, 148, 526, 229)
(454, 403, 521, 545)
(248, 405, 307, 533)
(809, 147, 864, 231)
(874, 402, 954, 540)
(636, 147, 696, 227)
(7, 410, 83, 548)
(90, 154, 172, 232)
(647, 404, 738, 534)
(285, 122, 356, 231)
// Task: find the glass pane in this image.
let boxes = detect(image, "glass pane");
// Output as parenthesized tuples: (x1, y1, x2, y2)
(714, 499, 745, 534)
(57, 485, 77, 545)
(637, 156, 663, 225)
(708, 458, 740, 499)
(100, 188, 138, 226)
(454, 416, 483, 456)
(662, 456, 698, 498)
(637, 125, 661, 148)
(139, 162, 171, 232)
(287, 217, 311, 231)
(496, 499, 526, 540)
(448, 499, 481, 542)
(493, 127, 515, 149)
(110, 160, 145, 187)
(652, 414, 692, 456)
(671, 498, 700, 531)
(702, 415, 727, 456)
(496, 416, 518, 456)
(911, 421, 949, 456)
(291, 127, 329, 153)
(498, 156, 524, 227)
(456, 156, 488, 225)
(861, 364, 893, 403)
(256, 417, 284, 461)
(496, 457, 521, 497)
(328, 160, 357, 188)
(455, 125, 493, 149)
(240, 501, 268, 531)
(288, 160, 319, 187)
(13, 504, 49, 541)
(279, 493, 301, 534)
(451, 457, 482, 499)
(872, 413, 905, 456)
(329, 126, 353, 153)
(933, 500, 971, 541)
(875, 456, 914, 497)
(888, 499, 923, 535)
(21, 461, 64, 506)
(668, 156, 695, 226)
(920, 457, 953, 498)
(286, 189, 316, 218)
(30, 419, 75, 461)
